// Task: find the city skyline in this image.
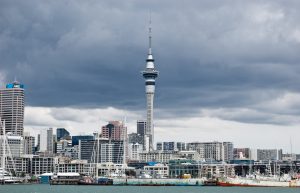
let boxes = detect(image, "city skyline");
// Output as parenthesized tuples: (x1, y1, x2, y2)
(0, 0, 300, 152)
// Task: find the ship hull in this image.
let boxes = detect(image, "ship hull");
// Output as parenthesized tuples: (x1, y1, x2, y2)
(113, 178, 204, 186)
(217, 178, 300, 187)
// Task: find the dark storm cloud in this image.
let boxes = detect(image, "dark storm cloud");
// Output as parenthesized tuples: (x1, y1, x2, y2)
(1, 0, 300, 124)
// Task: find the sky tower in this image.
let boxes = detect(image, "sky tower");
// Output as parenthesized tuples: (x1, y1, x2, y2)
(142, 19, 158, 151)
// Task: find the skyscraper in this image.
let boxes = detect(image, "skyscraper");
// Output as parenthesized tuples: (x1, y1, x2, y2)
(56, 128, 70, 141)
(142, 21, 158, 151)
(0, 80, 25, 136)
(39, 128, 54, 154)
(137, 120, 146, 136)
(101, 121, 127, 141)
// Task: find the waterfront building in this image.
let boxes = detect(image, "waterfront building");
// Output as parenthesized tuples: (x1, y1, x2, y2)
(142, 21, 159, 151)
(101, 121, 127, 141)
(0, 134, 24, 157)
(39, 128, 54, 154)
(96, 162, 134, 177)
(55, 159, 88, 174)
(0, 80, 25, 136)
(56, 128, 70, 141)
(31, 156, 54, 175)
(144, 163, 169, 178)
(5, 155, 31, 175)
(168, 159, 235, 178)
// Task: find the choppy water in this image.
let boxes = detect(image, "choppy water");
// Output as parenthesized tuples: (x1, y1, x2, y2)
(0, 185, 300, 193)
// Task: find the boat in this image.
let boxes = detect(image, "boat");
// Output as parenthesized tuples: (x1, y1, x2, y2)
(217, 174, 300, 187)
(50, 173, 81, 185)
(0, 168, 23, 184)
(203, 179, 218, 186)
(78, 176, 113, 185)
(113, 178, 204, 186)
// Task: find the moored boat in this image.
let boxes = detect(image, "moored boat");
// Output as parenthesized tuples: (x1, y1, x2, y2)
(113, 178, 204, 186)
(217, 175, 300, 187)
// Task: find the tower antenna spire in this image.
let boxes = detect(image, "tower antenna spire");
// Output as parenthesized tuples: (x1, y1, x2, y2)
(148, 12, 152, 55)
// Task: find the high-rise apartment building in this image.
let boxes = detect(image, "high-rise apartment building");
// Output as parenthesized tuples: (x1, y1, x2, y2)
(0, 80, 25, 136)
(187, 141, 234, 162)
(79, 138, 124, 164)
(23, 132, 35, 155)
(101, 121, 127, 141)
(252, 149, 283, 161)
(39, 128, 54, 154)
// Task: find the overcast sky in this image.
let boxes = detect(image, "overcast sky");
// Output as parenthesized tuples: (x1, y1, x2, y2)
(1, 0, 300, 153)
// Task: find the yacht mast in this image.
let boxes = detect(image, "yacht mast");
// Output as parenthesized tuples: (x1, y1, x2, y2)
(1, 119, 6, 181)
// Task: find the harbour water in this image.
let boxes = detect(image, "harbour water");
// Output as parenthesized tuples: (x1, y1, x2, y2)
(1, 185, 300, 193)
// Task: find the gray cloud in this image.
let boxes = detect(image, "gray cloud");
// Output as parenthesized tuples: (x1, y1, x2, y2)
(1, 0, 300, 127)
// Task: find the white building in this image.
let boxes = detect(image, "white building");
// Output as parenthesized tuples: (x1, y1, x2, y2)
(139, 151, 175, 163)
(23, 132, 35, 155)
(0, 80, 25, 136)
(0, 134, 24, 157)
(39, 128, 53, 154)
(144, 164, 169, 178)
(128, 143, 143, 161)
(187, 141, 234, 162)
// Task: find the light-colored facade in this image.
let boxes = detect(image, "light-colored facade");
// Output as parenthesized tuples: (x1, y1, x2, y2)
(55, 159, 88, 174)
(31, 156, 54, 175)
(100, 141, 124, 164)
(144, 164, 169, 178)
(128, 143, 143, 161)
(251, 149, 283, 161)
(0, 81, 25, 136)
(23, 133, 35, 155)
(139, 151, 175, 163)
(187, 141, 234, 162)
(39, 128, 54, 154)
(0, 134, 24, 157)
